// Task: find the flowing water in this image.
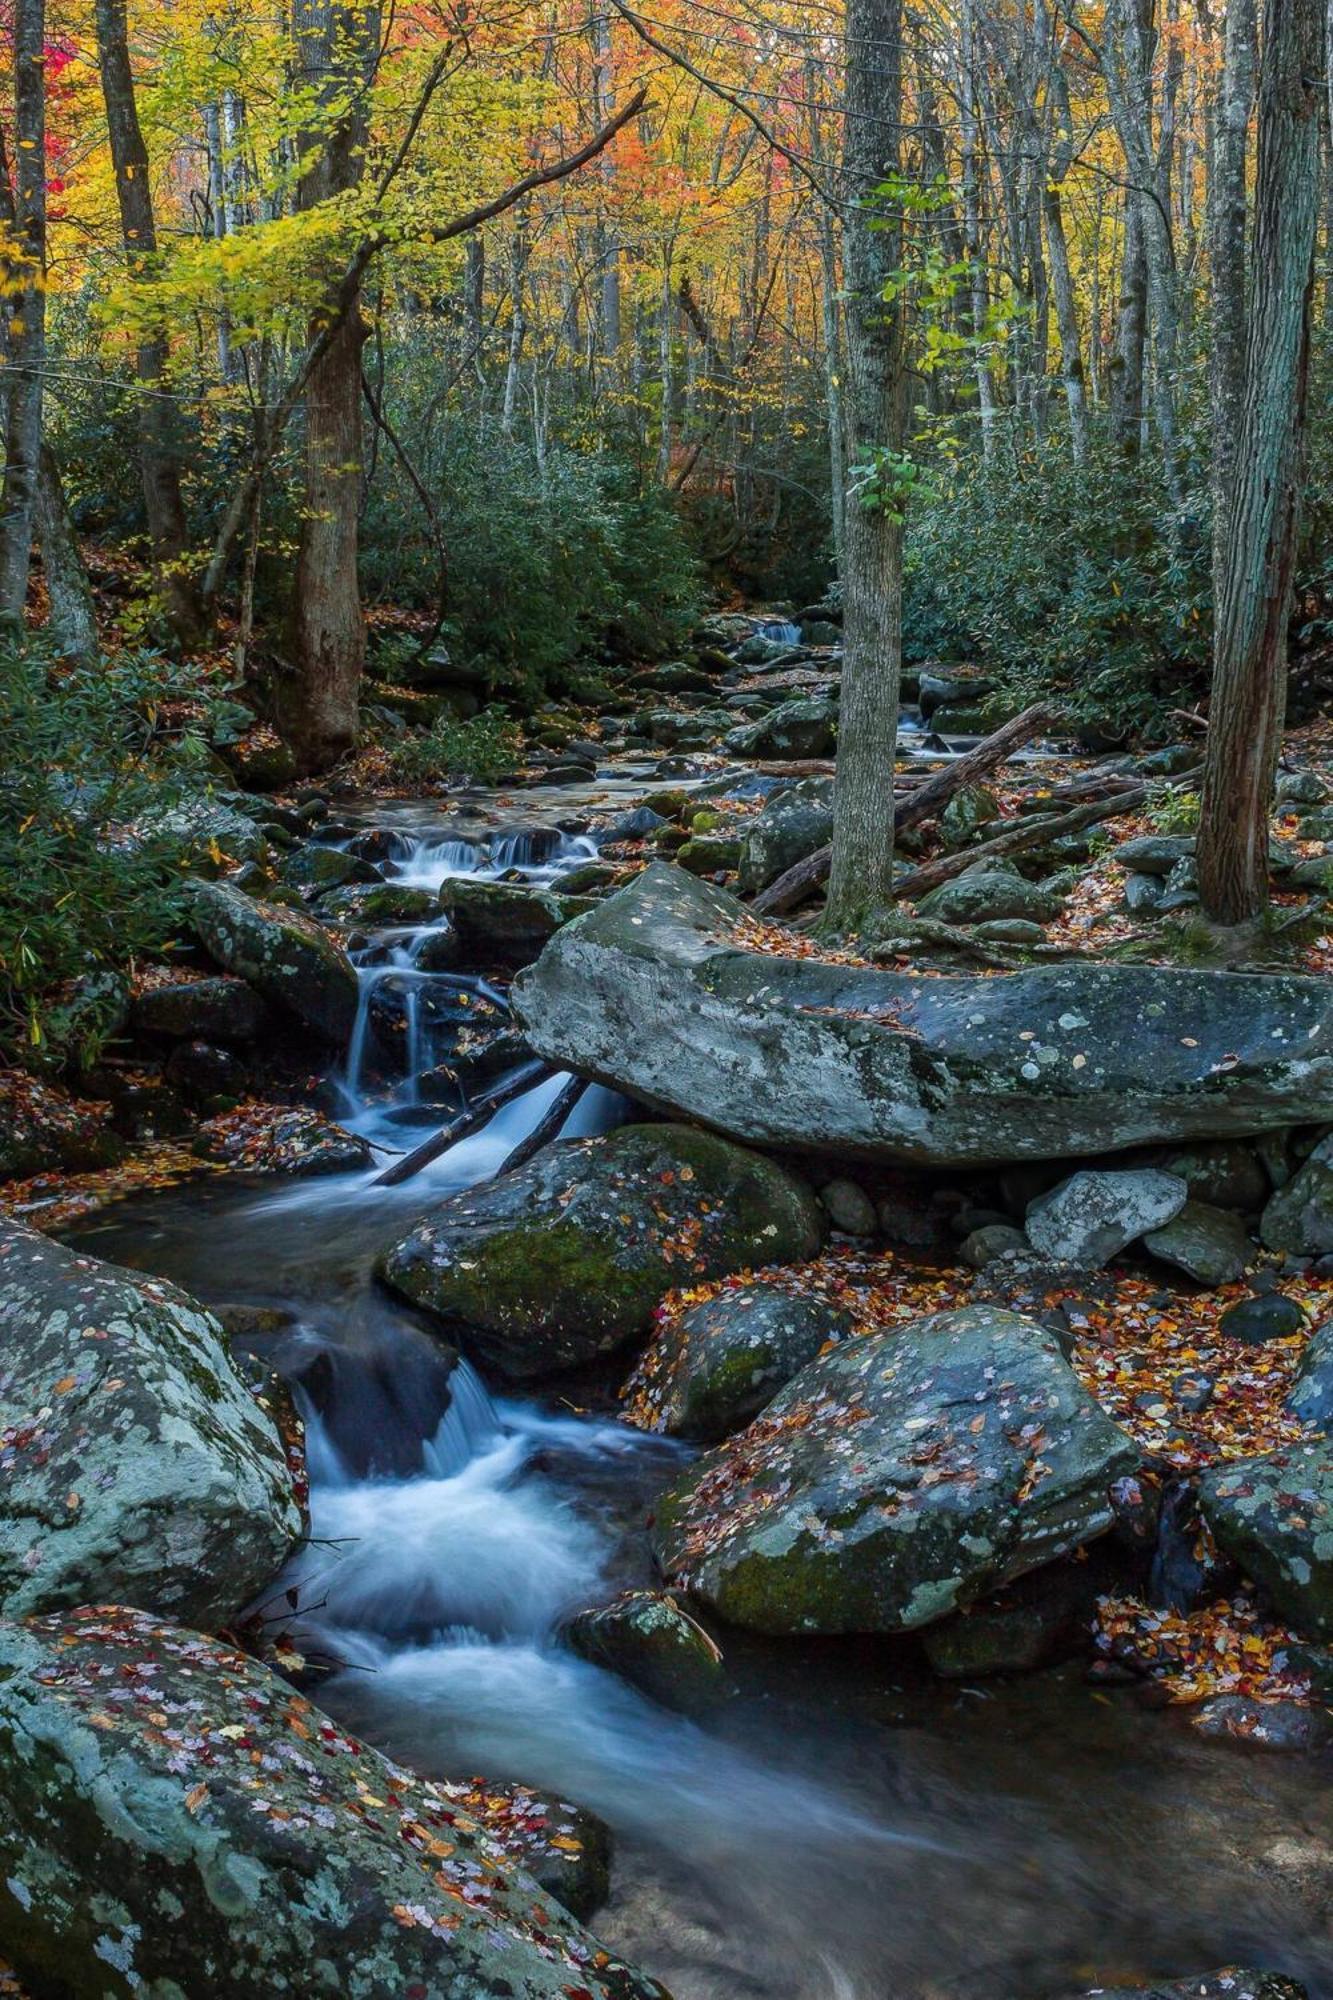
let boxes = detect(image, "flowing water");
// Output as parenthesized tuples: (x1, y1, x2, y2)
(70, 783, 1333, 2000)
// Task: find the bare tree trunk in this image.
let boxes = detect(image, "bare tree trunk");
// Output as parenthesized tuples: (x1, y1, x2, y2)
(957, 0, 998, 456)
(1109, 196, 1148, 451)
(94, 0, 205, 642)
(1043, 66, 1089, 463)
(1209, 0, 1257, 598)
(0, 0, 46, 617)
(34, 447, 98, 660)
(806, 58, 846, 566)
(280, 0, 380, 773)
(1197, 0, 1324, 924)
(825, 0, 904, 933)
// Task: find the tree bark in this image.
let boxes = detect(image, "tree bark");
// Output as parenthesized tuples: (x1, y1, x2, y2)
(0, 0, 47, 617)
(824, 0, 905, 933)
(1108, 195, 1148, 451)
(1197, 0, 1324, 924)
(34, 447, 98, 660)
(93, 0, 204, 642)
(1209, 0, 1257, 598)
(281, 0, 381, 773)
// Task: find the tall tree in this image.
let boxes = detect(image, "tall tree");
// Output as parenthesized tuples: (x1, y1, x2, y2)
(279, 0, 381, 772)
(1197, 0, 1325, 922)
(824, 0, 904, 932)
(0, 0, 47, 617)
(94, 0, 204, 642)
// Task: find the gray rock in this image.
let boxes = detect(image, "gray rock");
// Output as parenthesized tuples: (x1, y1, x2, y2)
(129, 795, 269, 872)
(970, 919, 1048, 945)
(380, 1124, 825, 1379)
(641, 1281, 855, 1441)
(1114, 835, 1196, 876)
(1133, 1139, 1270, 1212)
(1123, 870, 1165, 914)
(723, 696, 838, 760)
(1261, 1133, 1333, 1253)
(1276, 768, 1329, 807)
(938, 783, 1000, 849)
(918, 670, 994, 718)
(0, 1221, 302, 1625)
(737, 778, 833, 893)
(1158, 854, 1200, 911)
(567, 1589, 726, 1714)
(918, 870, 1064, 926)
(960, 1222, 1029, 1269)
(651, 1305, 1139, 1634)
(1143, 1200, 1254, 1286)
(1025, 1169, 1188, 1268)
(1200, 1437, 1333, 1637)
(282, 844, 382, 894)
(820, 1176, 878, 1234)
(1286, 1318, 1333, 1427)
(132, 974, 269, 1044)
(193, 881, 360, 1043)
(1060, 1974, 1306, 2000)
(437, 878, 594, 969)
(1190, 1693, 1333, 1752)
(512, 864, 1333, 1168)
(1218, 1292, 1306, 1344)
(0, 1072, 123, 1181)
(0, 1608, 657, 2000)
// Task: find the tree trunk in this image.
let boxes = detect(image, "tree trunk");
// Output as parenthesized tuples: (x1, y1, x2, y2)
(0, 0, 47, 617)
(34, 447, 98, 660)
(1109, 196, 1148, 451)
(1197, 0, 1324, 924)
(1209, 0, 1257, 599)
(824, 0, 904, 933)
(282, 0, 380, 773)
(93, 0, 204, 643)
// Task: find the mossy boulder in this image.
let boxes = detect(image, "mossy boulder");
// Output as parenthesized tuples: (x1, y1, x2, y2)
(192, 881, 360, 1043)
(314, 882, 441, 926)
(1200, 1439, 1333, 1638)
(651, 1304, 1139, 1635)
(379, 1124, 826, 1379)
(737, 779, 833, 894)
(638, 1280, 855, 1441)
(1143, 1199, 1254, 1286)
(918, 869, 1064, 926)
(0, 1607, 662, 2000)
(436, 878, 595, 970)
(0, 1221, 303, 1625)
(723, 696, 837, 761)
(567, 1588, 727, 1715)
(280, 844, 382, 895)
(1286, 1319, 1333, 1428)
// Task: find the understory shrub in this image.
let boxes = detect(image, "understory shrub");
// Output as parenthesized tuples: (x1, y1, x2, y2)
(384, 706, 525, 785)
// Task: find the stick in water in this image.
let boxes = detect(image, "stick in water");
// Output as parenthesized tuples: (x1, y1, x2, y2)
(369, 1058, 554, 1188)
(490, 1073, 589, 1180)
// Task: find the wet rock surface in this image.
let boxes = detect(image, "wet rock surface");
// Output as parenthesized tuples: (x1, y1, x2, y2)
(1200, 1439, 1333, 1638)
(193, 881, 360, 1043)
(567, 1589, 727, 1715)
(634, 1281, 856, 1441)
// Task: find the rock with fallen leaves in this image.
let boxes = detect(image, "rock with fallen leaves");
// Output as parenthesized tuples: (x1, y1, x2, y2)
(512, 864, 1333, 1166)
(1025, 1168, 1188, 1269)
(131, 973, 271, 1045)
(0, 1607, 662, 2000)
(567, 1589, 728, 1715)
(632, 1279, 856, 1441)
(192, 881, 360, 1043)
(0, 1221, 303, 1625)
(651, 1304, 1139, 1635)
(380, 1124, 826, 1380)
(1286, 1319, 1333, 1429)
(0, 1070, 123, 1183)
(192, 1102, 372, 1177)
(1062, 1972, 1306, 1999)
(1199, 1439, 1333, 1639)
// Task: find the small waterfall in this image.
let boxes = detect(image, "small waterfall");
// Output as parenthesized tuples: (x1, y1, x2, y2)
(758, 618, 802, 646)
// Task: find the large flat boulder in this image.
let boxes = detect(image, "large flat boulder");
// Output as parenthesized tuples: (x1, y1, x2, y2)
(512, 866, 1333, 1166)
(651, 1304, 1139, 1635)
(0, 1607, 660, 2000)
(380, 1123, 825, 1378)
(0, 1221, 302, 1625)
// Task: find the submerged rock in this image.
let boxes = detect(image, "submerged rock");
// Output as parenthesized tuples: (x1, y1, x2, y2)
(652, 1305, 1138, 1635)
(0, 1608, 661, 2000)
(567, 1588, 727, 1714)
(637, 1281, 856, 1441)
(1025, 1169, 1188, 1268)
(193, 881, 360, 1043)
(0, 1221, 302, 1624)
(1200, 1438, 1333, 1637)
(380, 1124, 825, 1378)
(513, 866, 1333, 1167)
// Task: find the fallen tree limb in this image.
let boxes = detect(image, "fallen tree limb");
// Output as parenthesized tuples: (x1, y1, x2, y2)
(753, 702, 1056, 916)
(892, 783, 1148, 903)
(491, 1074, 588, 1179)
(369, 1057, 552, 1188)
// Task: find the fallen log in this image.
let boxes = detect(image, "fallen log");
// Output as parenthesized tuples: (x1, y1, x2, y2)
(490, 1073, 589, 1179)
(369, 1057, 553, 1188)
(892, 783, 1148, 902)
(753, 701, 1056, 915)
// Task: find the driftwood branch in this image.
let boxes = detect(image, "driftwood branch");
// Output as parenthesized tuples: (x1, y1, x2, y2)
(753, 702, 1055, 916)
(491, 1074, 588, 1179)
(892, 783, 1148, 902)
(369, 1057, 552, 1188)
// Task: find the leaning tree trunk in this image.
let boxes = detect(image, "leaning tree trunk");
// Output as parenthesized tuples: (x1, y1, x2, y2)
(824, 0, 905, 934)
(0, 0, 46, 618)
(281, 0, 380, 774)
(94, 0, 204, 643)
(1197, 0, 1324, 924)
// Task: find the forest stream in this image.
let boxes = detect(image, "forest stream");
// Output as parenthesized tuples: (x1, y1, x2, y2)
(62, 781, 1333, 2000)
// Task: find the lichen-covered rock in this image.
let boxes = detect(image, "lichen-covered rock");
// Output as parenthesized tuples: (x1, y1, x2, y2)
(737, 779, 833, 893)
(1286, 1319, 1333, 1428)
(0, 1608, 661, 2000)
(651, 1305, 1139, 1635)
(1061, 1973, 1306, 2000)
(1025, 1168, 1188, 1268)
(0, 1071, 122, 1182)
(437, 878, 595, 969)
(192, 881, 360, 1043)
(567, 1588, 726, 1714)
(1200, 1439, 1333, 1636)
(1142, 1200, 1254, 1286)
(380, 1125, 826, 1378)
(1260, 1132, 1333, 1253)
(632, 1281, 855, 1441)
(723, 695, 837, 761)
(918, 869, 1063, 927)
(0, 1221, 302, 1624)
(514, 866, 1333, 1167)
